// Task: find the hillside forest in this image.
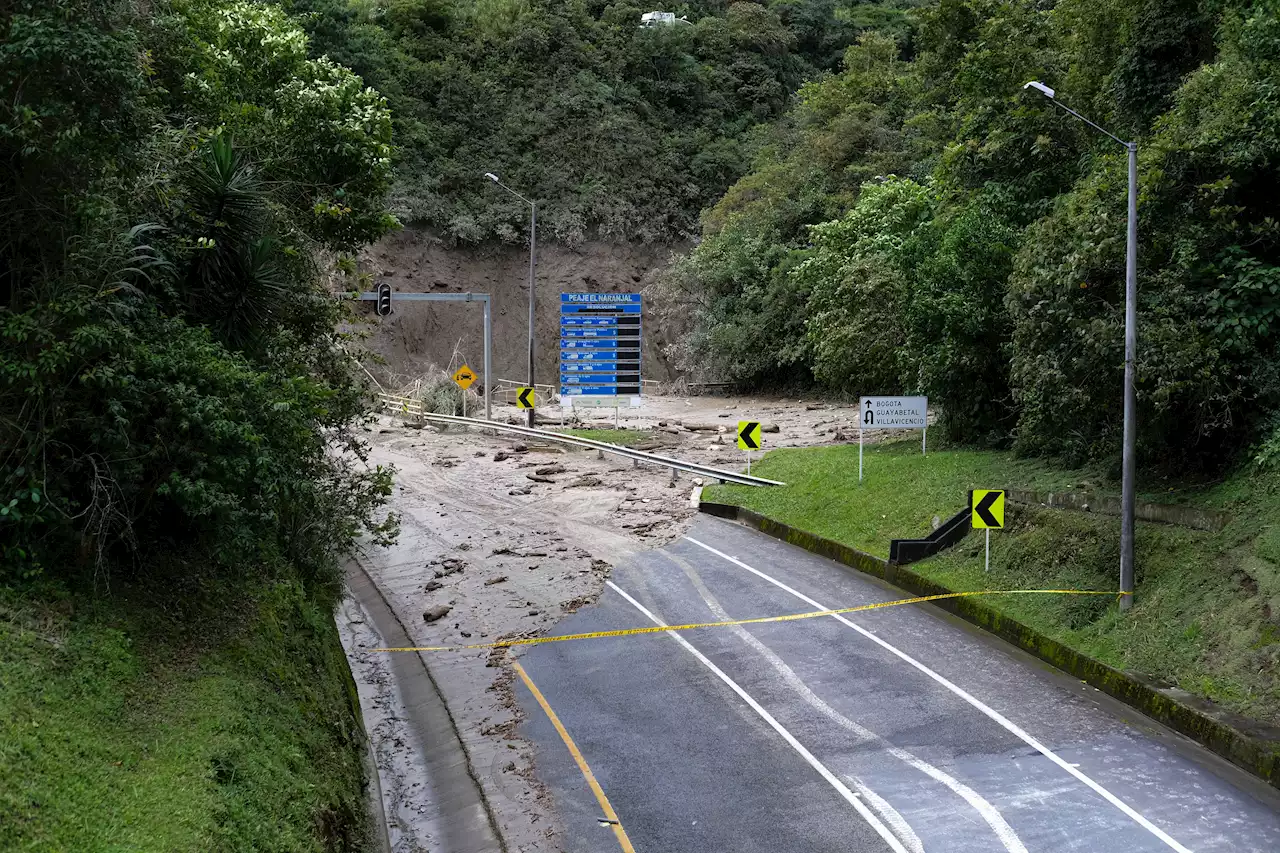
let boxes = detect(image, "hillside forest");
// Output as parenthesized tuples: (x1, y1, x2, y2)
(294, 0, 1280, 476)
(663, 0, 1280, 474)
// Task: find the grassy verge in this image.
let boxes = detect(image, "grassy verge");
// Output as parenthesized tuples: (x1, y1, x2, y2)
(0, 576, 371, 852)
(557, 428, 654, 447)
(708, 439, 1280, 726)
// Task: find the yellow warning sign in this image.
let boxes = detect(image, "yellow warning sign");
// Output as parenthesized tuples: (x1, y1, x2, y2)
(452, 364, 476, 390)
(971, 490, 1006, 529)
(516, 387, 535, 409)
(737, 421, 762, 451)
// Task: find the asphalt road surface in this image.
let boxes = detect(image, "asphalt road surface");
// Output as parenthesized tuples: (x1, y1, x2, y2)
(516, 516, 1280, 853)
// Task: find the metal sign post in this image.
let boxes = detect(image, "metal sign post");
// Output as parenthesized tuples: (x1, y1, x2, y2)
(858, 396, 929, 482)
(971, 490, 1006, 572)
(737, 421, 761, 476)
(452, 365, 476, 419)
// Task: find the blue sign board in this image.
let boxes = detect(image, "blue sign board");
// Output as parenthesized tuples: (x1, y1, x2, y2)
(559, 293, 641, 398)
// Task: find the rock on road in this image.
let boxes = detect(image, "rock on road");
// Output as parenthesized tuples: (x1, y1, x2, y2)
(516, 517, 1280, 853)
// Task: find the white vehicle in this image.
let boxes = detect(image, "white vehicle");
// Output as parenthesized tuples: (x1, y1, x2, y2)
(639, 11, 690, 27)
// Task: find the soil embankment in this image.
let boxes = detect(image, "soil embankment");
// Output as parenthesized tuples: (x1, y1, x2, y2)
(358, 230, 686, 384)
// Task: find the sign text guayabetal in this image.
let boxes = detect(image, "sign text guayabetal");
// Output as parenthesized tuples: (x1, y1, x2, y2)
(859, 396, 928, 430)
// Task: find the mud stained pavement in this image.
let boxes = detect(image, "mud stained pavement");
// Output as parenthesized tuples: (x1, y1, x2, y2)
(341, 394, 893, 851)
(344, 420, 685, 851)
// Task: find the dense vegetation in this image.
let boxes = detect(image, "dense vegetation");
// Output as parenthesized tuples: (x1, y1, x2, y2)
(2, 0, 395, 846)
(1, 0, 396, 598)
(667, 0, 1280, 473)
(284, 0, 927, 244)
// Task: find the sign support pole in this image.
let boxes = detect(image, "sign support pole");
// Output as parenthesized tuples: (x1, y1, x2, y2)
(923, 427, 927, 457)
(483, 298, 492, 421)
(858, 428, 863, 482)
(985, 528, 991, 572)
(746, 451, 751, 476)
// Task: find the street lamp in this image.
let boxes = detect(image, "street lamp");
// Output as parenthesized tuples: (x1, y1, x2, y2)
(1024, 81, 1138, 610)
(484, 172, 538, 427)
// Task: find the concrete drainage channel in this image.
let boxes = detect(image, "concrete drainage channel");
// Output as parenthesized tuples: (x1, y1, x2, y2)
(343, 560, 506, 853)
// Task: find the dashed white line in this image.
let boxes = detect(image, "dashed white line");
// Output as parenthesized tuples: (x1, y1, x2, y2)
(683, 535, 1195, 853)
(846, 775, 926, 853)
(605, 580, 911, 853)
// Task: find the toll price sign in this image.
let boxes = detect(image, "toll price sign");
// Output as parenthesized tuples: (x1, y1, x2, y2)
(560, 293, 641, 403)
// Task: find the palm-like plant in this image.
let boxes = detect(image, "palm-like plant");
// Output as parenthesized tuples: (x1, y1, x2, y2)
(184, 134, 288, 353)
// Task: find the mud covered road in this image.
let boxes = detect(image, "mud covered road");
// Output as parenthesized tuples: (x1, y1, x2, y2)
(341, 394, 859, 852)
(339, 394, 1280, 853)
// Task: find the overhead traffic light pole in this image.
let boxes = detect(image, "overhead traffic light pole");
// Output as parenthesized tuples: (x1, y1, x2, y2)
(359, 289, 493, 421)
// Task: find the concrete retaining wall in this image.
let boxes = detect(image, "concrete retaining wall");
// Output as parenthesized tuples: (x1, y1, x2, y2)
(1007, 489, 1231, 533)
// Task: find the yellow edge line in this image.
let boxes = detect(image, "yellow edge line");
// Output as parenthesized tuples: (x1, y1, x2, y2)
(513, 661, 637, 853)
(371, 589, 1128, 653)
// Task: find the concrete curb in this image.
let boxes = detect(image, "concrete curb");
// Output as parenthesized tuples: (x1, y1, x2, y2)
(698, 500, 1280, 792)
(333, 611, 393, 853)
(345, 561, 508, 853)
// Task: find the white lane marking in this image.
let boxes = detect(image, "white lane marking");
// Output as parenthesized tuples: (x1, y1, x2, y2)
(672, 554, 1028, 853)
(605, 580, 910, 853)
(683, 536, 1195, 853)
(846, 776, 926, 853)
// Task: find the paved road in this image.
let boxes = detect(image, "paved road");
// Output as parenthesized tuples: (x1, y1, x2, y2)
(516, 516, 1280, 853)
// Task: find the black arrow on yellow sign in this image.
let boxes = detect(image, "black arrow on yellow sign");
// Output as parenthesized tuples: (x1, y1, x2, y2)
(516, 387, 535, 409)
(971, 490, 1006, 529)
(737, 421, 761, 450)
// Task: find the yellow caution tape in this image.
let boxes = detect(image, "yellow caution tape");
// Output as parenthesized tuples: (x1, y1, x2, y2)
(370, 589, 1128, 653)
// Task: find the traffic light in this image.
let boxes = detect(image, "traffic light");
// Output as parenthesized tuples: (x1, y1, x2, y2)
(376, 283, 392, 316)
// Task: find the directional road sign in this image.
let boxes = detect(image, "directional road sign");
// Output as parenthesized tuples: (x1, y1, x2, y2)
(971, 490, 1006, 529)
(859, 396, 928, 429)
(737, 421, 762, 451)
(859, 395, 929, 481)
(453, 364, 476, 390)
(560, 293, 641, 405)
(516, 387, 535, 409)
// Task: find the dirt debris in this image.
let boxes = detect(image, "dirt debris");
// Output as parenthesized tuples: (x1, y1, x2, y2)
(431, 557, 466, 578)
(423, 604, 452, 623)
(346, 392, 909, 853)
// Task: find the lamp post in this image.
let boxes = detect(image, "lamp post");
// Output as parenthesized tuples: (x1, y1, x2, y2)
(484, 172, 537, 428)
(1024, 81, 1137, 610)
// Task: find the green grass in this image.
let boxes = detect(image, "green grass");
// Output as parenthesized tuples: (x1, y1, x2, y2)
(558, 428, 654, 447)
(0, 578, 371, 853)
(708, 439, 1280, 726)
(711, 439, 1091, 556)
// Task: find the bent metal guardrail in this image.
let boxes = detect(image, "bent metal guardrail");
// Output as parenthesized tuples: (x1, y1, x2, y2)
(376, 395, 783, 488)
